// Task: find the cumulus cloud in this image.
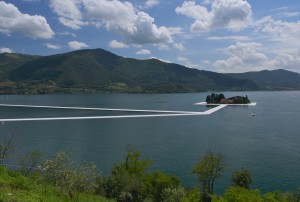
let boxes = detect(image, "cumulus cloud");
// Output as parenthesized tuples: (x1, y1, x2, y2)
(49, 0, 172, 44)
(176, 0, 252, 33)
(82, 0, 172, 44)
(0, 1, 54, 39)
(174, 42, 185, 51)
(0, 47, 13, 53)
(109, 40, 129, 49)
(212, 40, 300, 73)
(50, 0, 85, 30)
(155, 44, 169, 50)
(267, 53, 300, 73)
(68, 41, 88, 50)
(45, 43, 61, 50)
(136, 49, 151, 55)
(213, 42, 268, 73)
(145, 0, 160, 8)
(255, 16, 300, 45)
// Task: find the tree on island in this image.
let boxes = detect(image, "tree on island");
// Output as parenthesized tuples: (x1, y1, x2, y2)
(206, 93, 225, 104)
(206, 93, 250, 104)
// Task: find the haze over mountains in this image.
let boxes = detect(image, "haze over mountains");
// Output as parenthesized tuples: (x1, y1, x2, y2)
(0, 49, 300, 94)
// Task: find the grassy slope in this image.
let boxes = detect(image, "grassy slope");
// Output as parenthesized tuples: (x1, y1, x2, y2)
(0, 53, 39, 79)
(0, 166, 113, 202)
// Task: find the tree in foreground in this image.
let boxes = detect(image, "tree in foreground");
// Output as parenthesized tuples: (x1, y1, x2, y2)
(192, 151, 225, 201)
(105, 145, 151, 202)
(144, 171, 180, 201)
(232, 168, 252, 189)
(42, 151, 99, 200)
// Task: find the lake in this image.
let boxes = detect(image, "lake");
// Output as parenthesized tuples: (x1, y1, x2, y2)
(0, 91, 300, 193)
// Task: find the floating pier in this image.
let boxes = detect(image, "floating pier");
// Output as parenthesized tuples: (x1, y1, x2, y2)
(0, 101, 255, 122)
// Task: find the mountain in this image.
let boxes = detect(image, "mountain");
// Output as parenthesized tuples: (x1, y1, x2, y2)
(228, 70, 300, 90)
(0, 48, 299, 94)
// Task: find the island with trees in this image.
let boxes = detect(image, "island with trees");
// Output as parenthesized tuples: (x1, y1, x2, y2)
(206, 93, 251, 104)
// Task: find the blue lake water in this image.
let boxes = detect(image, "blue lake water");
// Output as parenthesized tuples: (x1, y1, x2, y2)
(0, 91, 300, 193)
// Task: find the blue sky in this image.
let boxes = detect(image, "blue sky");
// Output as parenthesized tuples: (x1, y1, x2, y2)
(1, 0, 300, 73)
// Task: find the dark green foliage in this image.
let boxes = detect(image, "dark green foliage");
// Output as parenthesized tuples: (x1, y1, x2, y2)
(229, 96, 251, 104)
(144, 171, 180, 201)
(206, 93, 225, 103)
(105, 145, 151, 201)
(105, 145, 182, 202)
(232, 168, 252, 189)
(184, 188, 201, 202)
(193, 151, 225, 201)
(3, 49, 300, 94)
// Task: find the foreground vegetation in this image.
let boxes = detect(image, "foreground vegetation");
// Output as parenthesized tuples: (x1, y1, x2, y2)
(0, 139, 300, 201)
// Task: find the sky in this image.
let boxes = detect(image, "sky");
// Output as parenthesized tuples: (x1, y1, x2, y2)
(0, 0, 300, 73)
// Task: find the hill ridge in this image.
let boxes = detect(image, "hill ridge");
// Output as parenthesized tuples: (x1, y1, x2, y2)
(0, 49, 299, 94)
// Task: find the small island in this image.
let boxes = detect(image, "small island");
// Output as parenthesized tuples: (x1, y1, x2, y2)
(206, 93, 251, 104)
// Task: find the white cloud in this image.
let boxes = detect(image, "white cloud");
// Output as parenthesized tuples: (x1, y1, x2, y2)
(156, 44, 169, 51)
(136, 49, 151, 55)
(212, 40, 300, 73)
(167, 27, 184, 36)
(267, 53, 300, 73)
(68, 41, 88, 50)
(255, 16, 300, 45)
(213, 42, 268, 73)
(176, 0, 252, 33)
(0, 47, 13, 53)
(174, 42, 185, 51)
(57, 31, 76, 37)
(271, 7, 289, 12)
(177, 56, 199, 68)
(206, 36, 250, 41)
(145, 0, 159, 8)
(45, 43, 61, 50)
(83, 0, 172, 44)
(50, 0, 85, 30)
(109, 40, 129, 49)
(0, 2, 54, 39)
(283, 12, 299, 17)
(49, 0, 172, 44)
